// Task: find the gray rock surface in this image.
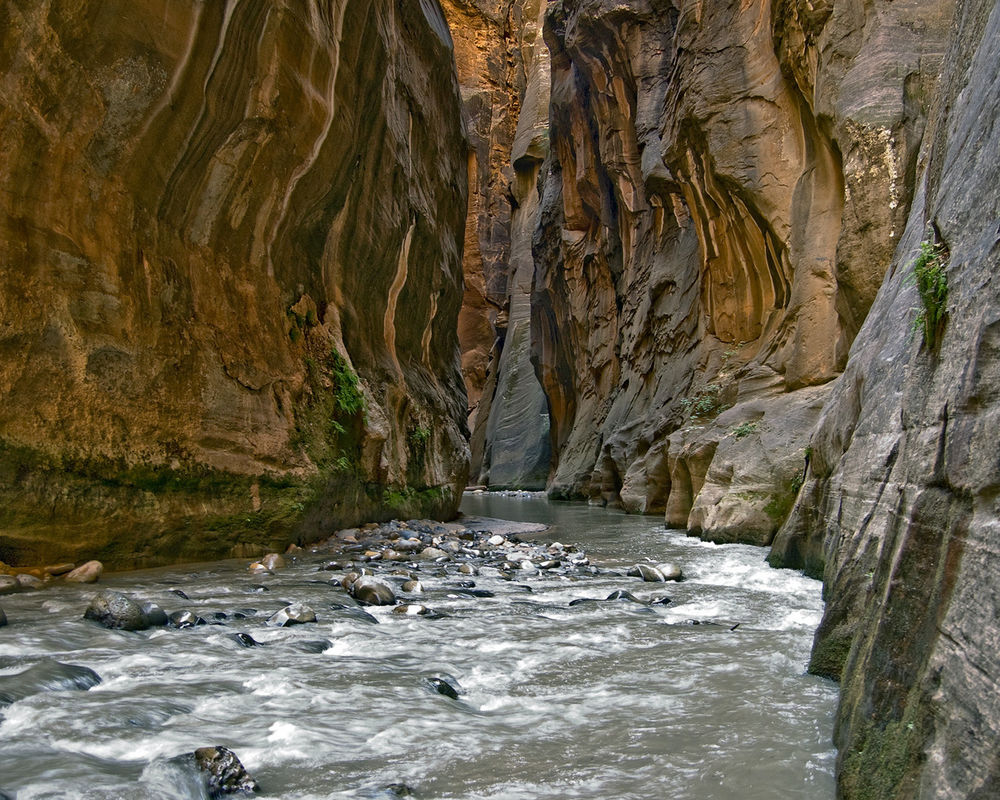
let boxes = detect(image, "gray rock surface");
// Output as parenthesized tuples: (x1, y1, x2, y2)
(769, 1, 1000, 796)
(0, 660, 101, 707)
(83, 590, 149, 631)
(267, 603, 317, 627)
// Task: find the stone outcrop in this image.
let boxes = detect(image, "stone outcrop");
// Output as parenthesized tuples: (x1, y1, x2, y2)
(769, 0, 1000, 796)
(444, 0, 552, 488)
(0, 0, 469, 568)
(525, 0, 949, 547)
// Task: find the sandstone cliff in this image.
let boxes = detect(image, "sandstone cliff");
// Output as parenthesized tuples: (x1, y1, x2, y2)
(529, 0, 949, 548)
(444, 0, 553, 489)
(770, 0, 1000, 795)
(0, 0, 469, 568)
(445, 1, 997, 795)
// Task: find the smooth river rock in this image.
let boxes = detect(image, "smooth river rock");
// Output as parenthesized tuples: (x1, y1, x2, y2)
(349, 577, 396, 607)
(84, 590, 149, 631)
(267, 603, 317, 627)
(64, 561, 103, 584)
(0, 660, 101, 707)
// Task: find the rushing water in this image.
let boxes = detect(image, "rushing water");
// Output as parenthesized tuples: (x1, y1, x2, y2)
(0, 494, 837, 799)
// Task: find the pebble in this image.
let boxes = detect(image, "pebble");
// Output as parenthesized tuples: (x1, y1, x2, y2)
(170, 610, 205, 628)
(487, 534, 506, 546)
(419, 547, 449, 561)
(458, 563, 478, 575)
(392, 604, 431, 616)
(267, 602, 317, 627)
(401, 580, 423, 593)
(65, 560, 103, 584)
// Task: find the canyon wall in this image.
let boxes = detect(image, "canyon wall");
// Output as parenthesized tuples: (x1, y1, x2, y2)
(529, 0, 950, 549)
(445, 0, 553, 489)
(771, 0, 1000, 796)
(448, 1, 998, 796)
(0, 0, 469, 568)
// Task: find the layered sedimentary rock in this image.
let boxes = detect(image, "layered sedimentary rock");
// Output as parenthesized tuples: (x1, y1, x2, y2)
(0, 0, 469, 568)
(770, 1, 1000, 796)
(530, 0, 948, 546)
(444, 0, 552, 488)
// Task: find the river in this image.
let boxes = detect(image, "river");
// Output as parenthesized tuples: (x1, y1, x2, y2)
(0, 493, 837, 799)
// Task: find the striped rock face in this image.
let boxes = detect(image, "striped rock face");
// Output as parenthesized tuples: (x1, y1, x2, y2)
(0, 0, 470, 568)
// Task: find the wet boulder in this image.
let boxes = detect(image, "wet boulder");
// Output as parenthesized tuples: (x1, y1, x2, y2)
(350, 576, 396, 606)
(330, 604, 379, 625)
(606, 590, 643, 603)
(65, 560, 103, 583)
(84, 590, 149, 630)
(161, 746, 259, 797)
(230, 633, 262, 648)
(17, 574, 44, 590)
(0, 607, 6, 626)
(656, 563, 683, 581)
(267, 603, 317, 627)
(425, 676, 460, 699)
(0, 576, 18, 596)
(141, 602, 169, 627)
(401, 580, 423, 593)
(262, 552, 288, 569)
(169, 610, 204, 628)
(0, 660, 101, 707)
(627, 564, 682, 582)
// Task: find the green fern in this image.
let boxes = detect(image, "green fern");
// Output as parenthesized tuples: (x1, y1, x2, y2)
(910, 240, 948, 349)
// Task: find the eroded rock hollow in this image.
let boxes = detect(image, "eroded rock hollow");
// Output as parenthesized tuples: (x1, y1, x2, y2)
(0, 0, 470, 568)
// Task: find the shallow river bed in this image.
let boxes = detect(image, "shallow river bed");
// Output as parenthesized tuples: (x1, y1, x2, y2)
(0, 494, 837, 799)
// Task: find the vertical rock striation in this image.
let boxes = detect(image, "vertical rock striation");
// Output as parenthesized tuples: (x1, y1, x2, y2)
(444, 0, 552, 488)
(446, 0, 999, 795)
(530, 0, 948, 546)
(0, 0, 469, 568)
(771, 0, 1000, 796)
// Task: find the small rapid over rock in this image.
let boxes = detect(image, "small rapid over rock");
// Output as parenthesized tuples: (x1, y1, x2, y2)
(0, 495, 835, 798)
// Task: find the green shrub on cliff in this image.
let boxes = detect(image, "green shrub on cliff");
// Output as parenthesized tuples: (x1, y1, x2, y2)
(909, 240, 948, 349)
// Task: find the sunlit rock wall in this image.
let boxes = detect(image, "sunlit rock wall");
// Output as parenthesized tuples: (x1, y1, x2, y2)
(444, 0, 552, 488)
(0, 0, 469, 568)
(531, 0, 948, 547)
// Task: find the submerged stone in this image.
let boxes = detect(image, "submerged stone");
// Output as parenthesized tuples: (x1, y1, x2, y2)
(0, 660, 101, 707)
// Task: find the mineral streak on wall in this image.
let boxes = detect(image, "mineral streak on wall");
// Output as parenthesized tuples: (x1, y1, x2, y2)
(0, 0, 470, 568)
